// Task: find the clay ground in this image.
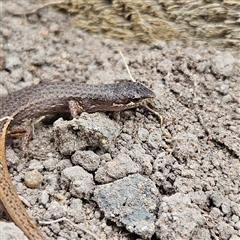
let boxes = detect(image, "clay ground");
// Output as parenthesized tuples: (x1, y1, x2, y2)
(0, 1, 240, 240)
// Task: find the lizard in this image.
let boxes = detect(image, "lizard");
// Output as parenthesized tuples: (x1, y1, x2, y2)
(0, 81, 156, 240)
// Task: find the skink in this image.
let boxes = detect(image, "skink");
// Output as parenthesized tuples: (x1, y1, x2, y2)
(0, 81, 155, 240)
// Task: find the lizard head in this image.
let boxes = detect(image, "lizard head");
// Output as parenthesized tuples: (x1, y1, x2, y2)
(109, 82, 156, 110)
(82, 82, 156, 112)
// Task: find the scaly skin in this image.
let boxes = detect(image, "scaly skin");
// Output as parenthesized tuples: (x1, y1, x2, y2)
(0, 82, 155, 239)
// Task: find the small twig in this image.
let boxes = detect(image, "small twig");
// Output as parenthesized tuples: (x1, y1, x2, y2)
(118, 50, 164, 126)
(39, 217, 99, 240)
(19, 195, 31, 208)
(118, 50, 136, 82)
(12, 1, 65, 16)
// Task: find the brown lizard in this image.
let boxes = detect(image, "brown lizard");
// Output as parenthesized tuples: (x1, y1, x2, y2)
(0, 81, 156, 239)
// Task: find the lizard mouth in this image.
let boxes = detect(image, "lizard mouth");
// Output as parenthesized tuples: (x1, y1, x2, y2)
(131, 96, 155, 105)
(112, 96, 155, 110)
(130, 95, 155, 106)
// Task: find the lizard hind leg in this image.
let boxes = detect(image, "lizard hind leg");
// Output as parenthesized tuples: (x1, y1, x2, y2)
(8, 125, 33, 151)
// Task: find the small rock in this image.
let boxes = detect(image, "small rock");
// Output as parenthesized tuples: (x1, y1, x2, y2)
(24, 169, 43, 189)
(196, 60, 211, 73)
(44, 201, 68, 219)
(60, 166, 95, 200)
(55, 193, 67, 201)
(68, 199, 85, 223)
(106, 153, 140, 179)
(221, 201, 231, 215)
(232, 203, 240, 217)
(131, 143, 146, 159)
(210, 207, 221, 219)
(49, 23, 60, 33)
(53, 113, 121, 155)
(151, 40, 169, 52)
(157, 59, 173, 73)
(137, 128, 149, 141)
(0, 222, 27, 240)
(43, 157, 59, 171)
(5, 55, 21, 69)
(181, 169, 195, 178)
(39, 190, 50, 205)
(136, 154, 153, 175)
(72, 150, 100, 171)
(10, 68, 23, 83)
(31, 50, 46, 65)
(229, 235, 240, 240)
(94, 174, 158, 239)
(217, 222, 236, 239)
(95, 153, 140, 183)
(211, 52, 235, 77)
(147, 129, 163, 149)
(210, 192, 223, 208)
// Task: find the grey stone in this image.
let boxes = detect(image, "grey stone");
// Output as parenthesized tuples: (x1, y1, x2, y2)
(210, 192, 223, 208)
(60, 166, 95, 200)
(0, 222, 27, 240)
(53, 113, 121, 155)
(72, 150, 101, 171)
(94, 174, 158, 239)
(211, 52, 235, 77)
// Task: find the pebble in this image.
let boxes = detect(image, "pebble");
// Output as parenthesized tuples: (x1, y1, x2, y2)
(24, 169, 43, 189)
